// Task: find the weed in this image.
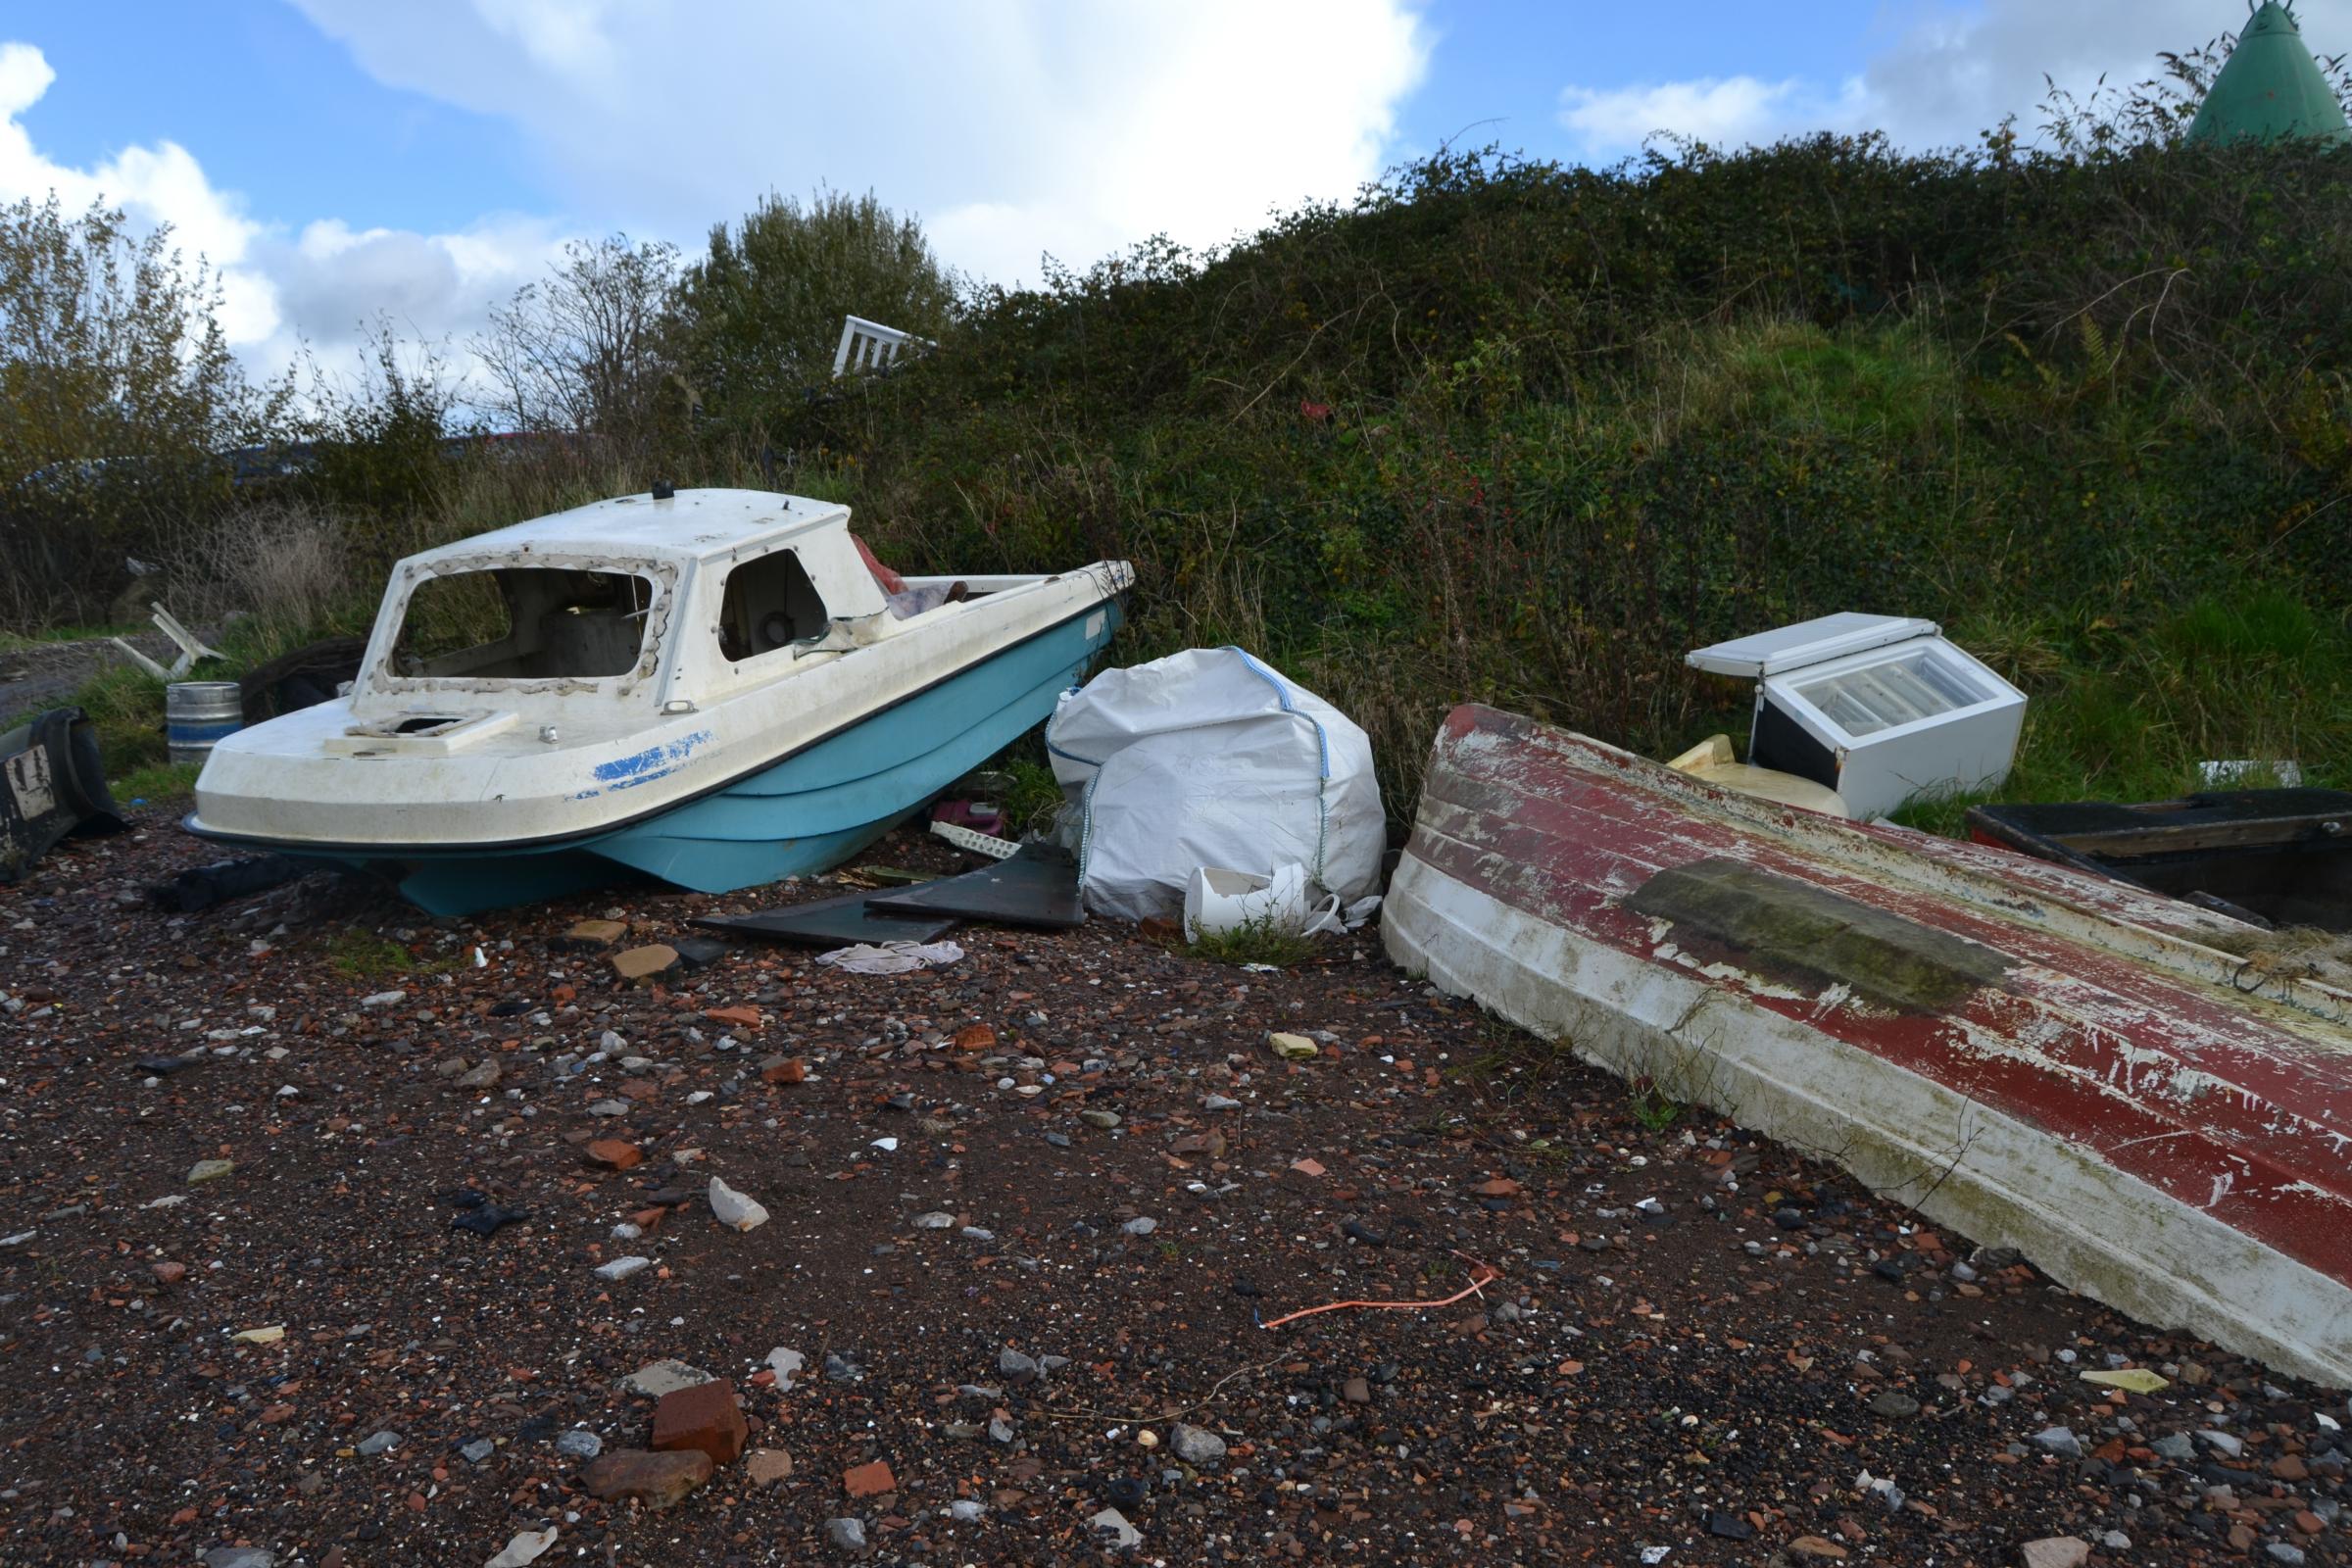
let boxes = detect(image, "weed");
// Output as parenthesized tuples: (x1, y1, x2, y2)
(326, 929, 414, 980)
(1184, 911, 1318, 968)
(111, 760, 201, 804)
(1628, 1080, 1684, 1132)
(992, 750, 1066, 838)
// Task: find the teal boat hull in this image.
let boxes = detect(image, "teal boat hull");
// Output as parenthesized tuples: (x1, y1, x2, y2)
(309, 603, 1118, 916)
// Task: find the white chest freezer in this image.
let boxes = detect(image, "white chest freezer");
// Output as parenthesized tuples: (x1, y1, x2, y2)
(1687, 612, 2026, 821)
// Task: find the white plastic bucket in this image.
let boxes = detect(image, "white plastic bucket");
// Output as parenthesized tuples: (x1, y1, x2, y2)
(1183, 863, 1309, 942)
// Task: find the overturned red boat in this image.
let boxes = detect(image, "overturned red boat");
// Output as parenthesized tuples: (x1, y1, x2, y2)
(1386, 705, 2352, 1387)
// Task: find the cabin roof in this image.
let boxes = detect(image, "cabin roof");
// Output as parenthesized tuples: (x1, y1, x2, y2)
(405, 488, 853, 570)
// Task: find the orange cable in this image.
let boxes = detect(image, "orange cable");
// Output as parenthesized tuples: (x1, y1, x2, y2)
(1259, 1252, 1501, 1330)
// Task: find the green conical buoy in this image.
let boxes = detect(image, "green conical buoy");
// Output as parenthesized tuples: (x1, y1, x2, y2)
(2186, 2, 2350, 144)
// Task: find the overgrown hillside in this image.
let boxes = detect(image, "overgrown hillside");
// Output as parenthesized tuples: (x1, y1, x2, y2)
(776, 136, 2352, 814)
(8, 126, 2351, 823)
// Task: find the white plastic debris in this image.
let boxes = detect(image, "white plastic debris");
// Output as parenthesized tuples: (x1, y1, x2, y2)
(1302, 891, 1383, 937)
(1184, 863, 1310, 942)
(2198, 758, 2304, 788)
(930, 819, 1019, 859)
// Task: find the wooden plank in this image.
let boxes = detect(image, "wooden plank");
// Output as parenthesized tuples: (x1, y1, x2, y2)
(2046, 813, 2352, 858)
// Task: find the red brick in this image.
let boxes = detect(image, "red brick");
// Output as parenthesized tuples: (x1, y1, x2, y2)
(582, 1448, 710, 1509)
(585, 1139, 643, 1171)
(651, 1380, 747, 1466)
(843, 1458, 898, 1497)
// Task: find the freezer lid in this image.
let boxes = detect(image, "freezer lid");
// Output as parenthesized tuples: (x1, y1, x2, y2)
(1687, 612, 1941, 677)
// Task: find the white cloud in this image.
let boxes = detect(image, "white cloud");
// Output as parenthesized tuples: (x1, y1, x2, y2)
(1558, 0, 2352, 161)
(0, 40, 275, 341)
(5, 2, 1429, 403)
(1558, 75, 1870, 161)
(0, 39, 560, 397)
(288, 0, 1432, 285)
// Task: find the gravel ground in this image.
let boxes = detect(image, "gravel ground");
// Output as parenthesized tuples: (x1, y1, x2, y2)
(0, 630, 193, 717)
(0, 813, 2344, 1568)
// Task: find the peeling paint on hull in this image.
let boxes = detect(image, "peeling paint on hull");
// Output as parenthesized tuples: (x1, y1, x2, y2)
(1385, 704, 2352, 1387)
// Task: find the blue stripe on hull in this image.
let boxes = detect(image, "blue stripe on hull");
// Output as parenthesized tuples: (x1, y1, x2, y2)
(327, 605, 1118, 917)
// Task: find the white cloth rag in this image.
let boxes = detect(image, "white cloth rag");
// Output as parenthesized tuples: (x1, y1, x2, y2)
(813, 940, 966, 975)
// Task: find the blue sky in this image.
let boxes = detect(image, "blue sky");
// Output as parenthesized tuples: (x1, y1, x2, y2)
(3, 0, 2335, 382)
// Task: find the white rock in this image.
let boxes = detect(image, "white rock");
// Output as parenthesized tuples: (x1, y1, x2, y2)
(359, 990, 407, 1008)
(912, 1211, 956, 1230)
(595, 1255, 651, 1282)
(2020, 1539, 2090, 1568)
(485, 1527, 558, 1567)
(1169, 1422, 1227, 1464)
(766, 1347, 806, 1392)
(709, 1177, 769, 1233)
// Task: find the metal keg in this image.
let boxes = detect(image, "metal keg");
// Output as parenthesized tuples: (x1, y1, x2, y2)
(166, 680, 242, 766)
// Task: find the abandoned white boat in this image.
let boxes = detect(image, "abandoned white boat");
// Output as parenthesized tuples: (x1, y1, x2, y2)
(186, 487, 1131, 913)
(1387, 704, 2352, 1388)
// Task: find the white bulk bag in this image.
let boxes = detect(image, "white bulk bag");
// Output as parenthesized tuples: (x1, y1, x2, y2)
(1046, 647, 1384, 922)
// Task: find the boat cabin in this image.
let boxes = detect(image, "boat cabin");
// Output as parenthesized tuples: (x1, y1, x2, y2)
(341, 488, 1004, 742)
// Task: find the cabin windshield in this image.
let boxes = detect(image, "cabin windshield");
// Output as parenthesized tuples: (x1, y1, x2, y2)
(391, 566, 656, 681)
(714, 548, 829, 663)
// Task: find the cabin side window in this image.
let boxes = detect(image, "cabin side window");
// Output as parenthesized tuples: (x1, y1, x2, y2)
(714, 548, 828, 663)
(392, 567, 654, 681)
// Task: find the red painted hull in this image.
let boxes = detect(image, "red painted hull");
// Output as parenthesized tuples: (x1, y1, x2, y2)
(1387, 705, 2352, 1386)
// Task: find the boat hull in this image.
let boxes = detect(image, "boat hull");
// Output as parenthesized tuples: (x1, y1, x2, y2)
(1386, 704, 2352, 1388)
(301, 600, 1119, 915)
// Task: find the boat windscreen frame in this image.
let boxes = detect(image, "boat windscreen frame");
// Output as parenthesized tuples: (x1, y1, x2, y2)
(363, 549, 680, 702)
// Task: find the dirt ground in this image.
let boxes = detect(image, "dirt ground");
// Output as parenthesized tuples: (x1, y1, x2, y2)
(0, 811, 2342, 1568)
